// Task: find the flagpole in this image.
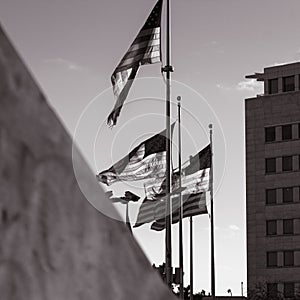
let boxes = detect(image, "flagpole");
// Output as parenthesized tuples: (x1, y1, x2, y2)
(126, 202, 132, 233)
(177, 96, 184, 298)
(190, 216, 194, 300)
(163, 0, 173, 288)
(209, 124, 215, 299)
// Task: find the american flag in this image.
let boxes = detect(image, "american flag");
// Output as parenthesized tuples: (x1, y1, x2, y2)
(144, 144, 211, 200)
(96, 124, 175, 186)
(107, 0, 163, 126)
(150, 193, 208, 231)
(134, 193, 207, 229)
(134, 144, 211, 227)
(133, 198, 161, 228)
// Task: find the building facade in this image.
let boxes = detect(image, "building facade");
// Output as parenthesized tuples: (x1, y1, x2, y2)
(245, 62, 300, 298)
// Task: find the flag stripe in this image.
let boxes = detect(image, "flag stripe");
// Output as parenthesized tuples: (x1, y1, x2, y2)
(130, 30, 160, 45)
(134, 192, 207, 228)
(116, 49, 161, 71)
(151, 193, 207, 231)
(134, 198, 163, 227)
(130, 34, 160, 49)
(108, 66, 139, 126)
(143, 146, 211, 199)
(99, 152, 166, 185)
(144, 168, 210, 200)
(138, 179, 209, 224)
(107, 0, 163, 126)
(128, 38, 160, 53)
(97, 124, 175, 185)
(184, 144, 211, 175)
(114, 44, 160, 66)
(115, 35, 161, 72)
(144, 176, 166, 199)
(133, 200, 158, 227)
(112, 68, 132, 91)
(132, 27, 160, 38)
(151, 208, 207, 231)
(135, 145, 211, 227)
(113, 150, 162, 172)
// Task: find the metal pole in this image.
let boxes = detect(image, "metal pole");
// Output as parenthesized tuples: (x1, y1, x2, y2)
(241, 281, 244, 297)
(164, 0, 173, 288)
(125, 202, 132, 233)
(190, 216, 193, 300)
(209, 124, 215, 299)
(177, 96, 183, 298)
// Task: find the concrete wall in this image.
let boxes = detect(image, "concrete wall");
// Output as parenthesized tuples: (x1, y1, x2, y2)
(0, 24, 176, 300)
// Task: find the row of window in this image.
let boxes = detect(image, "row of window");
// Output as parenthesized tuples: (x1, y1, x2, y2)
(266, 187, 299, 205)
(268, 75, 300, 94)
(267, 282, 296, 298)
(266, 219, 294, 236)
(266, 155, 300, 174)
(265, 123, 300, 142)
(267, 250, 296, 267)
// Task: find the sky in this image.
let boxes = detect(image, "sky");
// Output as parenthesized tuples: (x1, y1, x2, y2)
(1, 0, 300, 296)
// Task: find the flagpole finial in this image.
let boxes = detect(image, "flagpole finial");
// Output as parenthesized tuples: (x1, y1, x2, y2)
(177, 96, 181, 109)
(209, 124, 213, 129)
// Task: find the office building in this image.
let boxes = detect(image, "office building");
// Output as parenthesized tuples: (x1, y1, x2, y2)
(245, 62, 300, 298)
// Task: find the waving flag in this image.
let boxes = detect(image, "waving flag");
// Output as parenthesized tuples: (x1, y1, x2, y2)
(134, 194, 182, 228)
(144, 144, 211, 199)
(134, 144, 211, 227)
(133, 198, 161, 227)
(178, 144, 211, 194)
(134, 192, 207, 229)
(144, 171, 180, 200)
(97, 124, 175, 186)
(107, 0, 163, 126)
(151, 193, 207, 231)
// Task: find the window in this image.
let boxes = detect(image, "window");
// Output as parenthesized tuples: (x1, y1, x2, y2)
(266, 158, 276, 174)
(283, 219, 294, 234)
(283, 76, 295, 92)
(266, 220, 277, 235)
(266, 189, 277, 205)
(282, 124, 292, 140)
(267, 283, 278, 298)
(284, 283, 295, 298)
(282, 156, 293, 171)
(267, 252, 277, 267)
(283, 187, 293, 203)
(265, 127, 276, 142)
(268, 78, 278, 94)
(284, 251, 294, 266)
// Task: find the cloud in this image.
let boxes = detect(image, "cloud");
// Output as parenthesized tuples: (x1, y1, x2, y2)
(236, 79, 262, 91)
(203, 225, 220, 231)
(44, 58, 85, 72)
(212, 224, 242, 240)
(229, 224, 240, 231)
(216, 83, 231, 91)
(203, 224, 241, 239)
